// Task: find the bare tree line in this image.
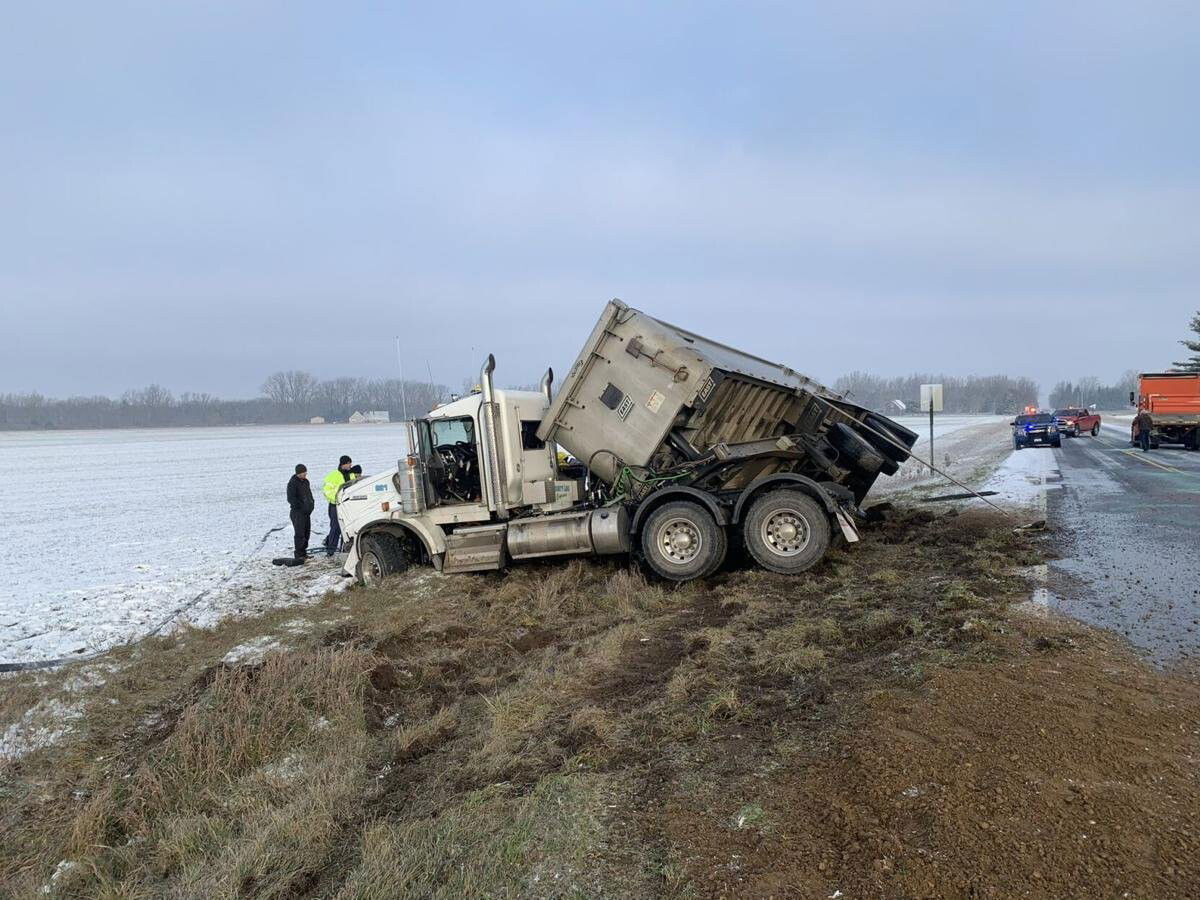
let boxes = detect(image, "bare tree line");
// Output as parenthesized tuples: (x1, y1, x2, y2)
(0, 373, 448, 430)
(833, 372, 1040, 414)
(9, 367, 1139, 431)
(1047, 371, 1139, 411)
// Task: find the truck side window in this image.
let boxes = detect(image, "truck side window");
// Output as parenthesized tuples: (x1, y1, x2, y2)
(521, 420, 545, 450)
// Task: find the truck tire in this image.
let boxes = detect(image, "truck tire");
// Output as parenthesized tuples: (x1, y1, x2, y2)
(828, 423, 885, 475)
(357, 533, 408, 585)
(1091, 423, 1100, 437)
(742, 490, 831, 575)
(863, 413, 916, 462)
(1051, 437, 1062, 448)
(640, 501, 726, 582)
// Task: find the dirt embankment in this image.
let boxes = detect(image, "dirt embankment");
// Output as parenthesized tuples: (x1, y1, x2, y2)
(1, 509, 1197, 898)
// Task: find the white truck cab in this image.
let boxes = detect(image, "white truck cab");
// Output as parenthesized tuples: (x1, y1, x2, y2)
(337, 358, 623, 582)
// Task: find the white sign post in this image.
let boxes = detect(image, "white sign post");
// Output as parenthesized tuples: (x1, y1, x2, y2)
(920, 384, 944, 468)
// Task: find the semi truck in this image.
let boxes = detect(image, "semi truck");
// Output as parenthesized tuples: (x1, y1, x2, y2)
(335, 300, 918, 584)
(1131, 372, 1200, 450)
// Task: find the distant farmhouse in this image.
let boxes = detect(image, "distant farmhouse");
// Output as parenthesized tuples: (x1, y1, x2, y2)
(349, 410, 390, 424)
(309, 416, 326, 425)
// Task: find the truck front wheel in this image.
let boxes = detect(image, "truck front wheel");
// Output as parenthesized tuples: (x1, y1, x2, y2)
(640, 501, 727, 582)
(357, 533, 409, 586)
(743, 490, 831, 575)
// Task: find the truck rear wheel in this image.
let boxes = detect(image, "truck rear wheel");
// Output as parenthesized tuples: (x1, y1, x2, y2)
(1091, 423, 1100, 437)
(640, 501, 726, 582)
(358, 533, 409, 585)
(742, 490, 831, 575)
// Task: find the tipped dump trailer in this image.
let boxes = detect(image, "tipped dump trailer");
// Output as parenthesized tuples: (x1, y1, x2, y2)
(336, 300, 918, 583)
(1131, 372, 1200, 449)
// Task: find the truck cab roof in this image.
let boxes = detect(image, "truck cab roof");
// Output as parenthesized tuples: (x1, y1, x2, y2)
(427, 389, 546, 422)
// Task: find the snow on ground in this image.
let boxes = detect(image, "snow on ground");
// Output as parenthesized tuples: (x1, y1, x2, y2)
(872, 415, 1011, 498)
(0, 697, 83, 762)
(0, 424, 410, 664)
(222, 635, 285, 665)
(982, 443, 1060, 510)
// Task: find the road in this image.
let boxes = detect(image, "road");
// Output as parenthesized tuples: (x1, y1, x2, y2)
(988, 422, 1200, 665)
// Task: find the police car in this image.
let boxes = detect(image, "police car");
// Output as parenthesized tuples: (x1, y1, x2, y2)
(1011, 412, 1061, 449)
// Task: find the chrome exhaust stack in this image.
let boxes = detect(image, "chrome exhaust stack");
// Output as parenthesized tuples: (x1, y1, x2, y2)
(480, 353, 496, 404)
(478, 354, 508, 516)
(540, 367, 554, 405)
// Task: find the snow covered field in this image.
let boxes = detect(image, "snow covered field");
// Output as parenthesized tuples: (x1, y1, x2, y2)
(1, 425, 410, 664)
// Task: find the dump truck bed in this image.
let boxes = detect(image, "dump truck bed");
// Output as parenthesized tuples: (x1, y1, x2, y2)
(1140, 373, 1200, 418)
(538, 300, 913, 499)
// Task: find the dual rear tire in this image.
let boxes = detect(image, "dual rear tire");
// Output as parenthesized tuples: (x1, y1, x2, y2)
(741, 491, 831, 574)
(639, 490, 832, 581)
(640, 502, 727, 582)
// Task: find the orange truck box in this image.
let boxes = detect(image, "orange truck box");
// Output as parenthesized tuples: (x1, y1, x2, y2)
(1134, 372, 1200, 448)
(1137, 373, 1200, 417)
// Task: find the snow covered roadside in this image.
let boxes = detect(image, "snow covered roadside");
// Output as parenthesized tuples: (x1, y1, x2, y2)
(2, 530, 353, 666)
(871, 415, 1012, 500)
(981, 442, 1060, 511)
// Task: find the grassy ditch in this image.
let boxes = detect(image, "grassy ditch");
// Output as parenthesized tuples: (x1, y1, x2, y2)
(0, 508, 1090, 896)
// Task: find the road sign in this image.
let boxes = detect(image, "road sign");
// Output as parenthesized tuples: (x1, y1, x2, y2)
(920, 384, 943, 468)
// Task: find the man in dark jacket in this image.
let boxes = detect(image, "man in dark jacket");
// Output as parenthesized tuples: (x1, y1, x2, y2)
(1133, 410, 1154, 452)
(287, 464, 315, 561)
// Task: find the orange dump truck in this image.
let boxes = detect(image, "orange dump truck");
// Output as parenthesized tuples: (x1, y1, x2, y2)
(1131, 372, 1200, 450)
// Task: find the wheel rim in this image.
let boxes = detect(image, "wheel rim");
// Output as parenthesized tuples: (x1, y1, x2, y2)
(761, 508, 811, 557)
(658, 517, 703, 566)
(363, 550, 384, 583)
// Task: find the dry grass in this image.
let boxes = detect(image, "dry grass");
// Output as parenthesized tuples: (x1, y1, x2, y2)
(0, 507, 1051, 898)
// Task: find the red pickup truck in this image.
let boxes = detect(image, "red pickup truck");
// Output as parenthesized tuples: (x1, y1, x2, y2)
(1053, 407, 1101, 437)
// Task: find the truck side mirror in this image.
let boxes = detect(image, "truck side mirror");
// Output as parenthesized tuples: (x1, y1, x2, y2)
(1129, 391, 1135, 406)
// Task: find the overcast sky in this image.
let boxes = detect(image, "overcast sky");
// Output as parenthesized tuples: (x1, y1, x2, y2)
(2, 2, 1197, 401)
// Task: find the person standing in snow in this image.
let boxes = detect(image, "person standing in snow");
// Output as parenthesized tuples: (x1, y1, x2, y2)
(1133, 410, 1154, 452)
(287, 464, 314, 562)
(350, 464, 362, 480)
(322, 455, 354, 556)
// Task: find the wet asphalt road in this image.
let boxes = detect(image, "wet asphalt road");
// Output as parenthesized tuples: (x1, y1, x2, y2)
(1042, 423, 1200, 666)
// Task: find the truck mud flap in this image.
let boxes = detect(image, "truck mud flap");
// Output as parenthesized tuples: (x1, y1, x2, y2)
(834, 508, 860, 543)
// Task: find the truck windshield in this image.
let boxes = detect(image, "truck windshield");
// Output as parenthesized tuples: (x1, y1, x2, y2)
(431, 417, 475, 446)
(1053, 409, 1081, 417)
(1017, 414, 1054, 425)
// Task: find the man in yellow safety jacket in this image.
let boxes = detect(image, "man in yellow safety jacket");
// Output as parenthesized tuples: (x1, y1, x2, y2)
(322, 455, 353, 556)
